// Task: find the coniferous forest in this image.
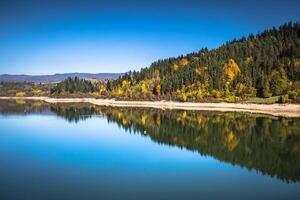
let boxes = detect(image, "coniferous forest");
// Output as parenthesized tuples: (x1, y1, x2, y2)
(105, 22, 300, 102)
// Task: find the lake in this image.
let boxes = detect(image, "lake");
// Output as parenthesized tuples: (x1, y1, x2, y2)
(0, 100, 300, 200)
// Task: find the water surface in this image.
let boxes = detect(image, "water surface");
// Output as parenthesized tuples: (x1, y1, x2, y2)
(0, 100, 300, 200)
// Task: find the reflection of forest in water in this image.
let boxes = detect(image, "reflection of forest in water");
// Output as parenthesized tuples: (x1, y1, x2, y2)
(1, 100, 300, 182)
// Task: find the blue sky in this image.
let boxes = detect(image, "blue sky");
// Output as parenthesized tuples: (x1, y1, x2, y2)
(0, 0, 299, 75)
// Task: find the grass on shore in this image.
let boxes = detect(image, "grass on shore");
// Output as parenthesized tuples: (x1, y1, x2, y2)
(245, 96, 280, 104)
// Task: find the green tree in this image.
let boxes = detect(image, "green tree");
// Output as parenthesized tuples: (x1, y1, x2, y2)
(269, 68, 289, 96)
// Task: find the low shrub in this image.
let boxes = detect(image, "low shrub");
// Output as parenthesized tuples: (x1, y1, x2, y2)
(278, 94, 289, 103)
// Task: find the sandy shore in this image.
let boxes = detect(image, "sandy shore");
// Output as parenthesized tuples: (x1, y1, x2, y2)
(1, 96, 300, 117)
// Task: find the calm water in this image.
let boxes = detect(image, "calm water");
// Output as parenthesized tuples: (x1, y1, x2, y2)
(0, 100, 300, 200)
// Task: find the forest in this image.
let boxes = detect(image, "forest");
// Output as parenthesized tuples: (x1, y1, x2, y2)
(1, 22, 299, 103)
(105, 22, 300, 103)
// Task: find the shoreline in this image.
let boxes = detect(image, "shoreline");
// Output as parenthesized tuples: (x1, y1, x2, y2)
(1, 96, 300, 117)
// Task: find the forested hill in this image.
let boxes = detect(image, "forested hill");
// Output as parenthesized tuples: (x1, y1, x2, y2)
(107, 22, 300, 102)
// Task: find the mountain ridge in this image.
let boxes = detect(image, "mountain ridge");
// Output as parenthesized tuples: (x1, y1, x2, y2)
(0, 73, 123, 83)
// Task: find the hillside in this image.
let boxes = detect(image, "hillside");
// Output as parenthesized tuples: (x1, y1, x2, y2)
(0, 73, 122, 83)
(105, 22, 300, 102)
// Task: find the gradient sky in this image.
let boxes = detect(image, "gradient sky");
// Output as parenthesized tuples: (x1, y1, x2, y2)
(0, 0, 299, 75)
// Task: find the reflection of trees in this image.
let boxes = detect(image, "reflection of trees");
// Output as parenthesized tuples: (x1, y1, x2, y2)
(0, 100, 97, 123)
(1, 100, 300, 182)
(101, 107, 300, 183)
(0, 100, 49, 115)
(50, 103, 97, 123)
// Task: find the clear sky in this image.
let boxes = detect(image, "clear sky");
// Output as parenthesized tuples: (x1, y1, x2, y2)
(0, 0, 299, 75)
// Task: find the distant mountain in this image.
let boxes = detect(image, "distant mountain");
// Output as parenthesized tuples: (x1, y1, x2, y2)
(0, 73, 123, 83)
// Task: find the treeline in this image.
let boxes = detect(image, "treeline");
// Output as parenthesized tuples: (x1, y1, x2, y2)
(50, 77, 99, 94)
(0, 81, 52, 97)
(105, 22, 300, 102)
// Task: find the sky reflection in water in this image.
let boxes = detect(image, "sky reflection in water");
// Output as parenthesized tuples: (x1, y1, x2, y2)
(0, 101, 300, 200)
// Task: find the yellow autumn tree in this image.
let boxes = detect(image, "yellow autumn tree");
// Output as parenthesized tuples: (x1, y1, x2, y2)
(179, 58, 189, 66)
(172, 58, 189, 71)
(172, 63, 179, 71)
(235, 83, 246, 97)
(16, 92, 26, 97)
(153, 84, 161, 95)
(181, 93, 187, 102)
(195, 66, 207, 75)
(110, 86, 123, 97)
(140, 82, 147, 95)
(220, 59, 240, 96)
(223, 59, 240, 83)
(177, 89, 187, 102)
(196, 89, 203, 99)
(122, 80, 129, 88)
(99, 85, 107, 95)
